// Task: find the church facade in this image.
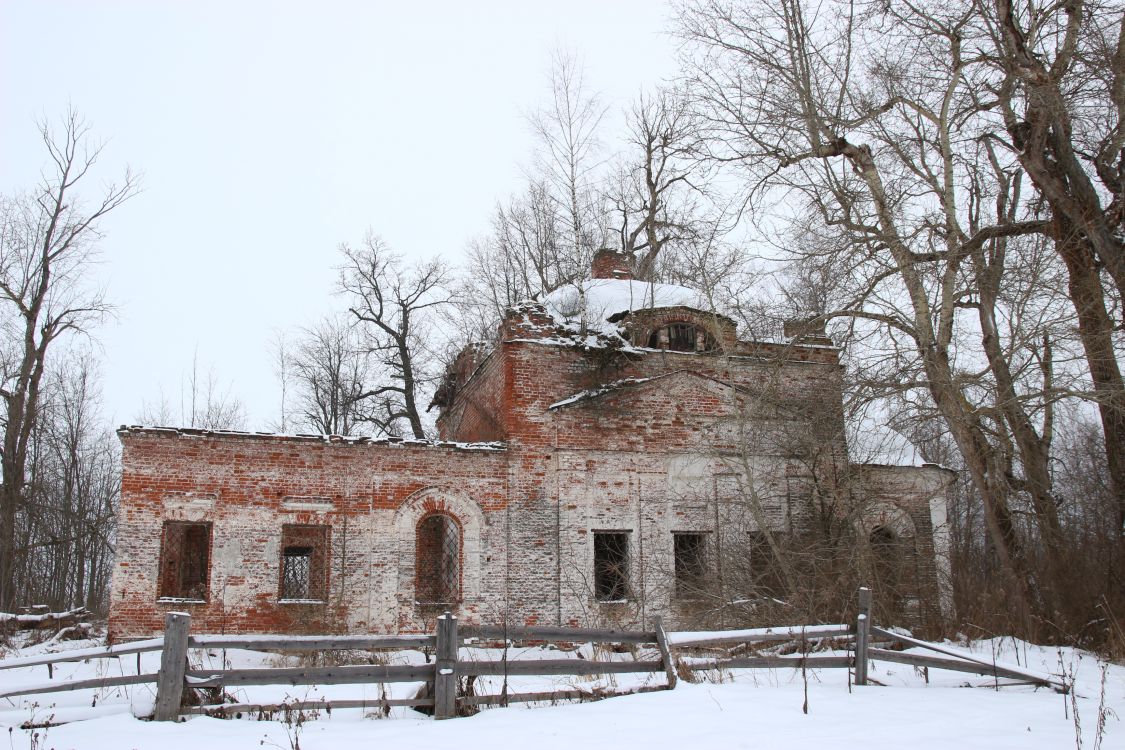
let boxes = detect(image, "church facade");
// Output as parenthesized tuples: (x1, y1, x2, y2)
(107, 251, 952, 640)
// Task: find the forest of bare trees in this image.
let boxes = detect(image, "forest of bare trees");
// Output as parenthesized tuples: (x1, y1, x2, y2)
(0, 112, 136, 612)
(673, 0, 1124, 648)
(2, 1, 1121, 654)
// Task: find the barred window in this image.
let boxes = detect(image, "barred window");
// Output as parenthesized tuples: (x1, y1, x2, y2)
(279, 525, 329, 601)
(416, 514, 460, 604)
(594, 531, 630, 601)
(673, 532, 709, 599)
(158, 522, 211, 600)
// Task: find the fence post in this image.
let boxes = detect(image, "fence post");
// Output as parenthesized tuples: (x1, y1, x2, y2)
(434, 611, 458, 719)
(855, 586, 872, 686)
(154, 611, 191, 721)
(652, 616, 677, 690)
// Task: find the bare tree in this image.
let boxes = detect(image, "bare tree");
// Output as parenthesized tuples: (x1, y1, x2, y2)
(529, 48, 611, 269)
(136, 350, 247, 431)
(989, 0, 1125, 547)
(339, 235, 453, 439)
(0, 112, 137, 610)
(460, 179, 572, 333)
(16, 351, 120, 612)
(269, 330, 290, 433)
(285, 315, 373, 436)
(609, 87, 713, 281)
(676, 0, 1081, 624)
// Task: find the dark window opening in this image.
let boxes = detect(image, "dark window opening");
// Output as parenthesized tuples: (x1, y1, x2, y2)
(870, 526, 916, 606)
(279, 525, 329, 601)
(647, 323, 716, 352)
(594, 532, 630, 601)
(673, 532, 709, 599)
(158, 522, 211, 600)
(416, 514, 460, 603)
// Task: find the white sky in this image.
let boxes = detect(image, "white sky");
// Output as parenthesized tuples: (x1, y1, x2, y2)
(1, 0, 680, 431)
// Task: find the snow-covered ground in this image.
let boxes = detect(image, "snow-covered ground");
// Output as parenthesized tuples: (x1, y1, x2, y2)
(1, 630, 1119, 750)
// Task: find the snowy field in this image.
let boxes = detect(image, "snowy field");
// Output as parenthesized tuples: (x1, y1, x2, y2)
(0, 630, 1119, 750)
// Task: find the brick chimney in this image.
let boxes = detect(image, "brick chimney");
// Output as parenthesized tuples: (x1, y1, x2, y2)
(591, 249, 634, 280)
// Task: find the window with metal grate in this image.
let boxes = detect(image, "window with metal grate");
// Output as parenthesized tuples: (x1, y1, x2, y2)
(416, 514, 460, 604)
(278, 525, 329, 601)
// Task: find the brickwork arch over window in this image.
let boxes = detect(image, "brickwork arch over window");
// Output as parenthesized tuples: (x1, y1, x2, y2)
(392, 487, 484, 611)
(415, 513, 461, 603)
(857, 501, 920, 612)
(647, 322, 717, 352)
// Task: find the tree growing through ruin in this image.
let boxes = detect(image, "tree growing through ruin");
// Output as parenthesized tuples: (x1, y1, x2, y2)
(529, 48, 610, 270)
(136, 350, 248, 431)
(608, 87, 714, 282)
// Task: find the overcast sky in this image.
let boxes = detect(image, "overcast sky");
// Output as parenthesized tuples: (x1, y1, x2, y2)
(1, 0, 680, 431)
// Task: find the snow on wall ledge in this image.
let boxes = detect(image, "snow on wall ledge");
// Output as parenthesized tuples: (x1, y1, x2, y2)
(116, 425, 506, 452)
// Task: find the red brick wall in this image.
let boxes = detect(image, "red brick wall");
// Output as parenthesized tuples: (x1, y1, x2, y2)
(436, 347, 507, 442)
(591, 249, 633, 279)
(108, 431, 508, 640)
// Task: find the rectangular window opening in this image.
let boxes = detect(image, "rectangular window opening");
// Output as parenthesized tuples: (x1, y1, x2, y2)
(158, 521, 212, 601)
(594, 531, 630, 602)
(673, 532, 709, 600)
(279, 525, 329, 601)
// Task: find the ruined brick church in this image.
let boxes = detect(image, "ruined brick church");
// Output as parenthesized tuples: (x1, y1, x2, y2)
(107, 251, 952, 640)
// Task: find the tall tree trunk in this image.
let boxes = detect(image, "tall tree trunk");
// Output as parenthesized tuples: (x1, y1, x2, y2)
(1054, 218, 1125, 549)
(974, 246, 1065, 615)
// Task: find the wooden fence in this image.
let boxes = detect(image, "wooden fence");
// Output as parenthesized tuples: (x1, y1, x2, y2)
(0, 587, 1065, 722)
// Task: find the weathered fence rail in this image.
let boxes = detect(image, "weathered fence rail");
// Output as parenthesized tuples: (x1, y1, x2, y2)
(0, 672, 159, 700)
(668, 623, 852, 649)
(461, 625, 656, 643)
(0, 587, 1064, 722)
(869, 625, 1064, 689)
(685, 655, 853, 671)
(190, 634, 435, 650)
(0, 637, 164, 671)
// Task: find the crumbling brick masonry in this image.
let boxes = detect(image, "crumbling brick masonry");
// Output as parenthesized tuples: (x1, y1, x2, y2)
(108, 251, 953, 640)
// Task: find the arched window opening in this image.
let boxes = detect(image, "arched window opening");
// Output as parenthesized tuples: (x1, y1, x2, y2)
(647, 323, 717, 352)
(416, 514, 460, 603)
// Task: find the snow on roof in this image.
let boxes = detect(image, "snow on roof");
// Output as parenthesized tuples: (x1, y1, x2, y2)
(541, 279, 713, 326)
